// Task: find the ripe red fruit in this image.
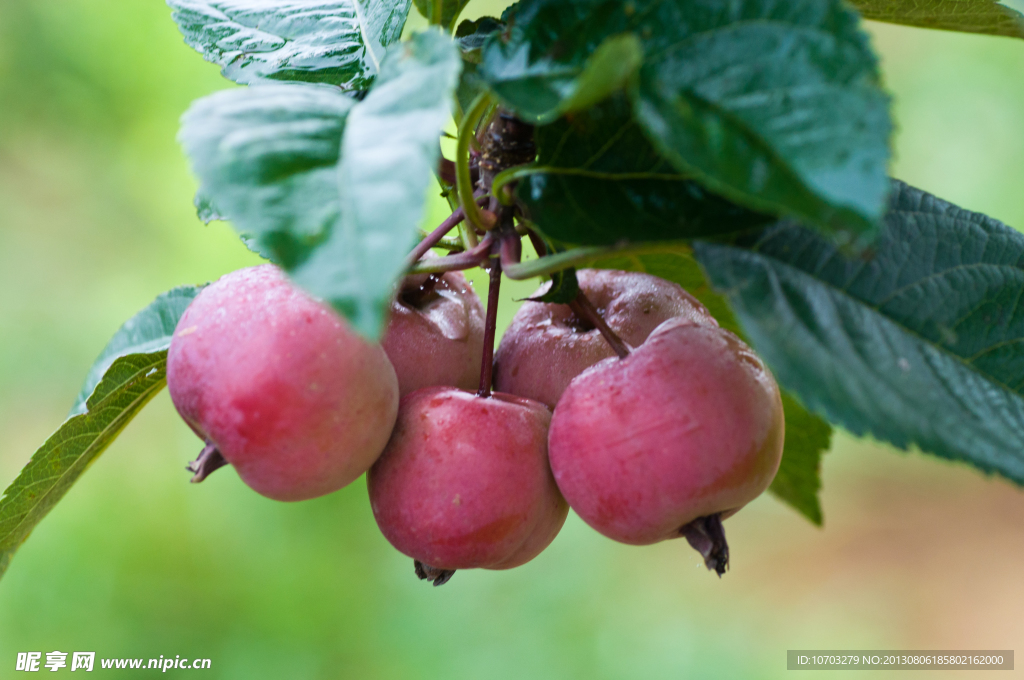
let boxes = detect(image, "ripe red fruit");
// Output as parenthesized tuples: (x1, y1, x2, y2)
(367, 387, 567, 584)
(494, 269, 714, 408)
(167, 264, 399, 502)
(547, 317, 784, 574)
(381, 271, 485, 396)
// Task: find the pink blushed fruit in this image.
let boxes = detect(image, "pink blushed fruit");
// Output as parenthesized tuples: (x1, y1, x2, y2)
(167, 264, 399, 502)
(494, 269, 715, 408)
(547, 317, 784, 574)
(367, 386, 567, 584)
(381, 271, 485, 396)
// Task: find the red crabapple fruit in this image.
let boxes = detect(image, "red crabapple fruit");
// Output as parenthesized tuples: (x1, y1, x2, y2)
(368, 386, 567, 585)
(167, 264, 399, 502)
(494, 269, 714, 408)
(547, 317, 784, 574)
(381, 271, 485, 396)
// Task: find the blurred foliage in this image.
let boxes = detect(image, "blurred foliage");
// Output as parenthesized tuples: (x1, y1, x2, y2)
(1, 1, 1023, 678)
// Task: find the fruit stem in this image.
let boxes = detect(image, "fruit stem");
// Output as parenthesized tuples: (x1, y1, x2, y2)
(477, 241, 503, 398)
(407, 233, 495, 274)
(187, 441, 228, 483)
(680, 513, 730, 577)
(405, 207, 466, 267)
(569, 293, 631, 359)
(414, 560, 456, 586)
(499, 229, 523, 269)
(526, 230, 547, 258)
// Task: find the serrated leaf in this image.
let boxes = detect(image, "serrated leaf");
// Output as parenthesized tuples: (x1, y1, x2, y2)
(290, 29, 462, 337)
(180, 83, 357, 267)
(518, 96, 772, 246)
(0, 287, 201, 580)
(413, 0, 471, 31)
(694, 179, 1024, 484)
(849, 0, 1024, 39)
(194, 191, 223, 224)
(167, 0, 411, 89)
(581, 246, 831, 524)
(481, 15, 642, 124)
(483, 0, 892, 247)
(72, 286, 202, 415)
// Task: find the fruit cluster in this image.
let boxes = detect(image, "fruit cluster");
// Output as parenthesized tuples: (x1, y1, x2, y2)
(167, 264, 784, 584)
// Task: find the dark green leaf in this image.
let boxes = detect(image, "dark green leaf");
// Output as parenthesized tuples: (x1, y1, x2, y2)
(414, 0, 471, 31)
(530, 267, 581, 304)
(455, 16, 503, 57)
(481, 12, 642, 124)
(519, 96, 772, 246)
(180, 83, 357, 268)
(290, 29, 462, 337)
(0, 287, 200, 580)
(167, 0, 411, 89)
(771, 392, 830, 525)
(695, 179, 1024, 484)
(453, 18, 503, 115)
(483, 0, 892, 247)
(581, 246, 831, 525)
(528, 241, 581, 303)
(72, 286, 202, 415)
(849, 0, 1024, 39)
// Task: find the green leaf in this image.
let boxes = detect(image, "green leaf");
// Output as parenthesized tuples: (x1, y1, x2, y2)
(455, 17, 502, 57)
(180, 83, 357, 268)
(527, 240, 581, 304)
(167, 0, 411, 89)
(848, 0, 1024, 39)
(581, 246, 831, 525)
(72, 286, 202, 415)
(518, 96, 773, 246)
(530, 267, 581, 304)
(771, 392, 831, 525)
(483, 0, 893, 247)
(694, 179, 1024, 485)
(290, 29, 462, 337)
(0, 287, 201, 580)
(480, 14, 642, 124)
(453, 18, 503, 115)
(413, 0, 471, 31)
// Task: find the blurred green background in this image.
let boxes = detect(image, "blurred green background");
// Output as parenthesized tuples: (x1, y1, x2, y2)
(1, 2, 1023, 678)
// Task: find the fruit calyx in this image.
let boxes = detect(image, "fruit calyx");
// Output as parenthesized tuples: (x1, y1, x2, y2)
(680, 513, 730, 577)
(415, 561, 456, 587)
(187, 441, 228, 483)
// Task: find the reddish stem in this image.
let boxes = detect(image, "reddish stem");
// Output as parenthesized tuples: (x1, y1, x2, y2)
(569, 293, 631, 359)
(408, 233, 495, 273)
(499, 229, 522, 269)
(477, 242, 502, 398)
(526, 230, 547, 258)
(438, 157, 478, 186)
(405, 208, 465, 267)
